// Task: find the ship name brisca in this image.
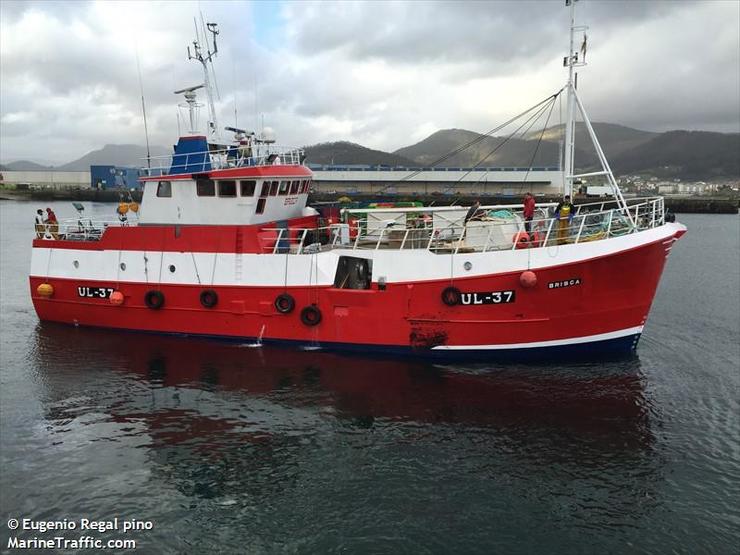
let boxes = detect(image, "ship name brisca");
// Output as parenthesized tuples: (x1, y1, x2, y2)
(548, 278, 582, 289)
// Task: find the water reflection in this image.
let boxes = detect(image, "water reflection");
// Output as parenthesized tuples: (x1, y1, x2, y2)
(30, 323, 662, 513)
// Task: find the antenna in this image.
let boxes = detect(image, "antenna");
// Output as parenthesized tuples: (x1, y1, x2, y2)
(174, 84, 206, 134)
(135, 45, 151, 168)
(200, 12, 221, 100)
(232, 58, 238, 128)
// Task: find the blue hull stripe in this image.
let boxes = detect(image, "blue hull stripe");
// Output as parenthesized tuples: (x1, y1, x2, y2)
(46, 322, 641, 362)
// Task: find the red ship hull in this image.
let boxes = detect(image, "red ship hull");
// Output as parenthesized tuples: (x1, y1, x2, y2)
(29, 223, 685, 360)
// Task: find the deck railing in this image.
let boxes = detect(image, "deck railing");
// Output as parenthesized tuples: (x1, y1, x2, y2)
(34, 197, 667, 252)
(263, 197, 667, 255)
(34, 217, 134, 242)
(140, 145, 305, 177)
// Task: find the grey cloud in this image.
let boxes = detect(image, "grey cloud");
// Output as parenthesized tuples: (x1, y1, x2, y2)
(0, 0, 736, 163)
(287, 1, 697, 71)
(0, 0, 91, 23)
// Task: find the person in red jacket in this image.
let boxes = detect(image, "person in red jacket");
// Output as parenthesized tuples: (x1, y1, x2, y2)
(523, 192, 536, 233)
(45, 207, 59, 239)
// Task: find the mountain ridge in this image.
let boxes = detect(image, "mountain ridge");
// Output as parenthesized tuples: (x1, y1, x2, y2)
(2, 124, 738, 179)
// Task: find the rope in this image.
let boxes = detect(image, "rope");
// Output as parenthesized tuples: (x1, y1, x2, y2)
(456, 96, 557, 184)
(400, 89, 563, 182)
(520, 92, 559, 192)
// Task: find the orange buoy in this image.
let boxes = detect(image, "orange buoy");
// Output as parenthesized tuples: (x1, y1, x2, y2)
(519, 270, 537, 288)
(117, 202, 129, 215)
(37, 283, 54, 297)
(513, 231, 530, 249)
(110, 291, 125, 306)
(128, 202, 139, 213)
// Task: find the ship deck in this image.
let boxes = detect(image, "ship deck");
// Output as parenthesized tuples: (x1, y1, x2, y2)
(35, 197, 667, 255)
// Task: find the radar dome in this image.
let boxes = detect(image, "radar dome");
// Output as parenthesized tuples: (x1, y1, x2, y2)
(261, 127, 276, 143)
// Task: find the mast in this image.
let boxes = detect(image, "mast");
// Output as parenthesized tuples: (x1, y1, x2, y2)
(187, 20, 220, 141)
(563, 0, 583, 197)
(561, 0, 634, 223)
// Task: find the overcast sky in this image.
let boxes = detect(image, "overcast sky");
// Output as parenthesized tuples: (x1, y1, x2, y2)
(0, 0, 738, 164)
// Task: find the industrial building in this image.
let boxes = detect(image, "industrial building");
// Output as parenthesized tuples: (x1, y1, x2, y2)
(0, 170, 89, 189)
(90, 165, 142, 190)
(1, 164, 563, 196)
(0, 166, 143, 190)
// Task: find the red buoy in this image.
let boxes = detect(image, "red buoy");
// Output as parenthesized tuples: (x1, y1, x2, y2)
(520, 270, 537, 288)
(110, 291, 125, 305)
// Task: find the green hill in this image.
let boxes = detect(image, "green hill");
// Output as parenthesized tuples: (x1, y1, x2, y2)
(610, 131, 740, 178)
(304, 141, 415, 166)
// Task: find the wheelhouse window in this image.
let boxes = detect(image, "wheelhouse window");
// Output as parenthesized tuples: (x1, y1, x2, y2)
(217, 180, 237, 197)
(289, 180, 299, 195)
(196, 178, 215, 197)
(278, 180, 289, 195)
(156, 181, 172, 197)
(256, 198, 266, 214)
(269, 181, 279, 196)
(260, 181, 270, 196)
(240, 180, 256, 197)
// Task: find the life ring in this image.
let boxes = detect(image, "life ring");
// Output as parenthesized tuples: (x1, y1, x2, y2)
(441, 286, 461, 306)
(513, 231, 530, 249)
(274, 293, 295, 314)
(199, 289, 218, 308)
(300, 305, 322, 326)
(144, 290, 165, 310)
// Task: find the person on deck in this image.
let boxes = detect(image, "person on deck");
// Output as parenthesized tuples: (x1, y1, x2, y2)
(554, 195, 575, 245)
(464, 200, 484, 225)
(34, 209, 45, 238)
(523, 192, 536, 233)
(45, 207, 59, 240)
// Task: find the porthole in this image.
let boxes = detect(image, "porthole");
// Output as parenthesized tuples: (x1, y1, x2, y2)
(120, 262, 126, 271)
(73, 260, 79, 268)
(463, 261, 472, 271)
(168, 264, 176, 273)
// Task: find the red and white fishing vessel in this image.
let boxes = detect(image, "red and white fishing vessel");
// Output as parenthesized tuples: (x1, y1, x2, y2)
(30, 4, 686, 359)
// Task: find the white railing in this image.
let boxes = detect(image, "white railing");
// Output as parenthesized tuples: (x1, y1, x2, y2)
(34, 197, 668, 251)
(261, 197, 667, 255)
(34, 218, 135, 242)
(140, 145, 305, 177)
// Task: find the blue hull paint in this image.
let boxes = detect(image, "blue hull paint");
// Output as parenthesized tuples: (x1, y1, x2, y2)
(50, 321, 641, 363)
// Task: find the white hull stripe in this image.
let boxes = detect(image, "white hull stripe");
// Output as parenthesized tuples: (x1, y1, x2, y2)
(431, 326, 644, 350)
(30, 223, 685, 288)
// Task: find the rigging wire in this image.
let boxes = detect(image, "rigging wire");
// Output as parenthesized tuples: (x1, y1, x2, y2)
(520, 93, 559, 192)
(400, 89, 563, 182)
(455, 94, 558, 185)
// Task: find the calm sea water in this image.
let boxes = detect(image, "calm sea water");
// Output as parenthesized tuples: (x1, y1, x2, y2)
(1, 201, 738, 554)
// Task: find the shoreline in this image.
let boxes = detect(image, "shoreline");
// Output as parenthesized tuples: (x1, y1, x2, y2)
(0, 189, 736, 214)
